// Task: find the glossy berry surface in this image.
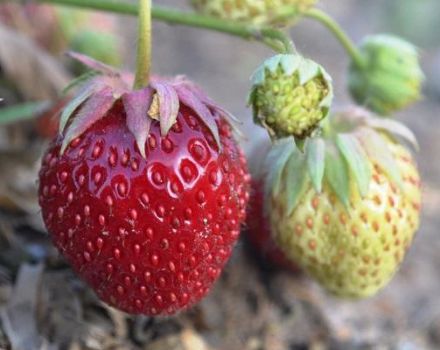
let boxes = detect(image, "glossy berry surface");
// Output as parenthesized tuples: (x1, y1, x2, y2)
(39, 102, 250, 315)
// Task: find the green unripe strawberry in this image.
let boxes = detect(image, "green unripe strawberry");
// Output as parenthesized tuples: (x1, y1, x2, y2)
(249, 54, 333, 139)
(265, 107, 421, 298)
(349, 35, 424, 116)
(191, 0, 317, 26)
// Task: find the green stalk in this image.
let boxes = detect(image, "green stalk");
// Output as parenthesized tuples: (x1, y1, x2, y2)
(304, 8, 365, 68)
(38, 0, 293, 53)
(133, 0, 151, 89)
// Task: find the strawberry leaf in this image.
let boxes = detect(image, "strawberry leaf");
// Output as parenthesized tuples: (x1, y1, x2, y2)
(306, 138, 326, 193)
(285, 148, 308, 215)
(151, 82, 180, 137)
(122, 88, 154, 159)
(61, 87, 115, 154)
(336, 133, 371, 198)
(356, 128, 403, 188)
(325, 141, 350, 208)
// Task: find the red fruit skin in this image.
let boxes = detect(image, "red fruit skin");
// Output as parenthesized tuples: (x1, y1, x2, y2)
(247, 180, 300, 272)
(38, 102, 250, 315)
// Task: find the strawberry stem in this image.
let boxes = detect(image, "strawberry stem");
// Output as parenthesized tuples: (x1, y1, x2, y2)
(133, 0, 152, 90)
(304, 9, 366, 68)
(39, 0, 293, 54)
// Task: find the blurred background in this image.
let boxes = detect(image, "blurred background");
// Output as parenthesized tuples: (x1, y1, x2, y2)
(0, 0, 440, 349)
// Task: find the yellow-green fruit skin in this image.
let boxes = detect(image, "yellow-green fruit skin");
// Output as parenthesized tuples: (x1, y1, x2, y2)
(191, 0, 317, 25)
(270, 140, 421, 298)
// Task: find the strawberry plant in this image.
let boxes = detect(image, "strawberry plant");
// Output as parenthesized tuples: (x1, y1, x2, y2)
(0, 0, 425, 316)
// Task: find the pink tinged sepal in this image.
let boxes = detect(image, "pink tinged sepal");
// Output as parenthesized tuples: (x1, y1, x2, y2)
(174, 83, 221, 148)
(122, 89, 154, 159)
(61, 87, 116, 154)
(150, 82, 180, 137)
(174, 77, 240, 124)
(59, 82, 100, 134)
(67, 51, 119, 77)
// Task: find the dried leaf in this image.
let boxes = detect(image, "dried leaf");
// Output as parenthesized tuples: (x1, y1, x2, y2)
(0, 23, 70, 100)
(0, 263, 48, 350)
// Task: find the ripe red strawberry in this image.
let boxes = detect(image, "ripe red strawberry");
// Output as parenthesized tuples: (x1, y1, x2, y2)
(38, 54, 250, 316)
(247, 180, 300, 272)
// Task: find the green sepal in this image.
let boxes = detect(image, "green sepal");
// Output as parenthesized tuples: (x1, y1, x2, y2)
(62, 71, 99, 96)
(324, 140, 350, 208)
(59, 82, 97, 134)
(285, 147, 308, 215)
(306, 137, 326, 193)
(366, 117, 419, 151)
(264, 137, 297, 204)
(356, 128, 403, 188)
(336, 133, 371, 198)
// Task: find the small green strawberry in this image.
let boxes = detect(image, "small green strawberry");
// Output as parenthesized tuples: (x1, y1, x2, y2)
(349, 35, 424, 115)
(190, 0, 317, 26)
(264, 107, 421, 298)
(249, 54, 333, 139)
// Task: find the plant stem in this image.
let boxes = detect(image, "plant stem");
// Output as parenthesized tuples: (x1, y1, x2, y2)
(133, 0, 151, 89)
(304, 8, 365, 68)
(38, 0, 293, 53)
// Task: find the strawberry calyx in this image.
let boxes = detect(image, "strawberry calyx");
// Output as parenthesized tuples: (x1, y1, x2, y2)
(59, 52, 238, 156)
(265, 106, 418, 214)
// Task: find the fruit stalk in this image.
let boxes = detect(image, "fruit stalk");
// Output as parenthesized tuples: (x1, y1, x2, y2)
(133, 0, 151, 90)
(38, 0, 292, 53)
(304, 8, 365, 68)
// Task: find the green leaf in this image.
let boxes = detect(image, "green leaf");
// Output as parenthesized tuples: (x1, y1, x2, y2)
(325, 141, 350, 208)
(336, 133, 371, 197)
(307, 138, 326, 193)
(285, 149, 308, 215)
(356, 128, 403, 188)
(0, 101, 50, 125)
(264, 137, 296, 203)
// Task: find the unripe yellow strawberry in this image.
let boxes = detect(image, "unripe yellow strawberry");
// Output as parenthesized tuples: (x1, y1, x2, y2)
(191, 0, 317, 26)
(265, 108, 421, 298)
